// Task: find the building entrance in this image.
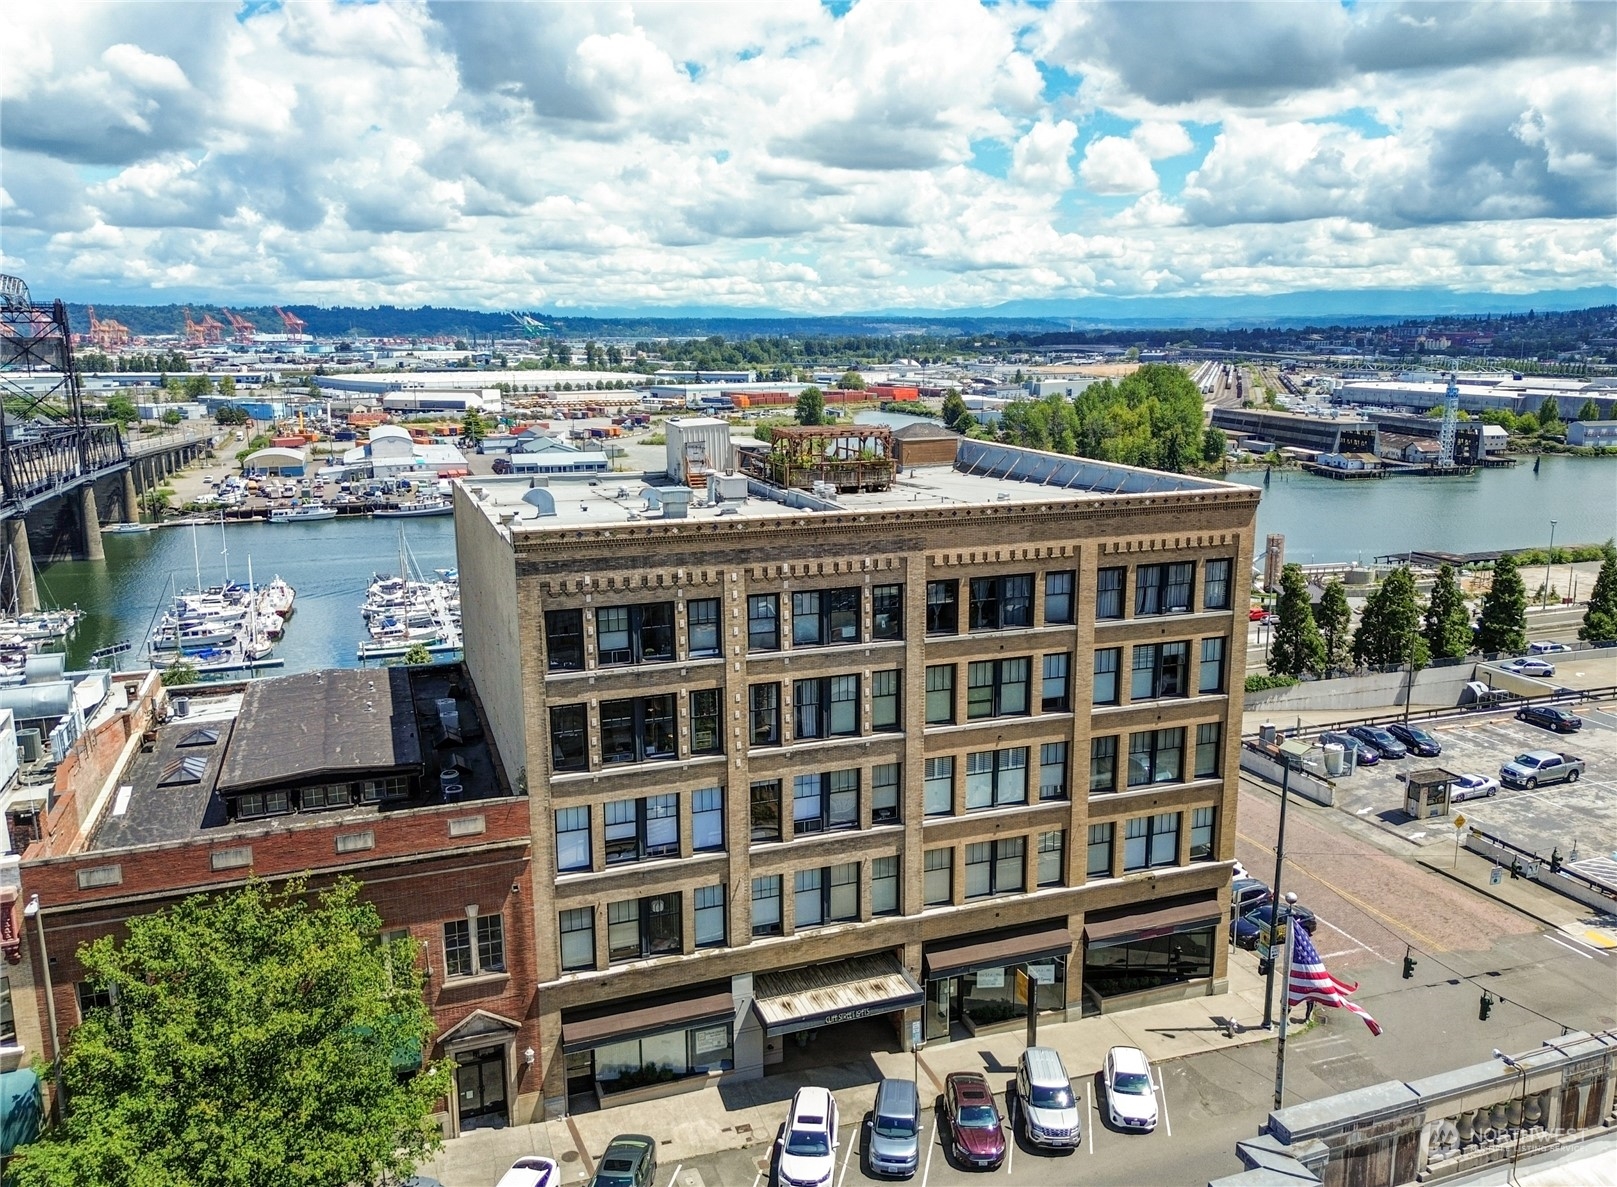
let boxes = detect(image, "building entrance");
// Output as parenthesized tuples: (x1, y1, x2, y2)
(455, 1045, 508, 1130)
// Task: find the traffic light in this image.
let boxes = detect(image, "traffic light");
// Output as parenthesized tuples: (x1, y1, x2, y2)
(1257, 955, 1272, 977)
(1479, 992, 1494, 1021)
(1402, 948, 1418, 980)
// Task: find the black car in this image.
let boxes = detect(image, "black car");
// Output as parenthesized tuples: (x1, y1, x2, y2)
(1347, 725, 1408, 759)
(1387, 723, 1441, 757)
(1320, 731, 1380, 767)
(1232, 903, 1317, 950)
(589, 1135, 658, 1187)
(1517, 704, 1583, 733)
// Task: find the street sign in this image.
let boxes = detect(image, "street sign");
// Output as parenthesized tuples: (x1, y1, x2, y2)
(1454, 815, 1466, 829)
(1490, 866, 1504, 885)
(909, 1020, 921, 1050)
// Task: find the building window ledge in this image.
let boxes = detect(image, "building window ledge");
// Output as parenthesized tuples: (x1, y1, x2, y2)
(442, 971, 510, 990)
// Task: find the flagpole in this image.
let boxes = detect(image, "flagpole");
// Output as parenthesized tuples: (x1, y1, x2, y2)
(1273, 891, 1297, 1111)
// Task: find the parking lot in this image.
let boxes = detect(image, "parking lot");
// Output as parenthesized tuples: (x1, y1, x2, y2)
(1317, 702, 1617, 863)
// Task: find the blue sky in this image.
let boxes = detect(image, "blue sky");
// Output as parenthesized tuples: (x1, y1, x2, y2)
(1, 1, 1611, 312)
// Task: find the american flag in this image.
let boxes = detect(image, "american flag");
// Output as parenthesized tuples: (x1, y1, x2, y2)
(1287, 925, 1383, 1036)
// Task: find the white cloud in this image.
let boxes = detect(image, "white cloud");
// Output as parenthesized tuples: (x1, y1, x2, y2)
(1131, 120, 1192, 159)
(1079, 136, 1158, 194)
(1011, 119, 1077, 190)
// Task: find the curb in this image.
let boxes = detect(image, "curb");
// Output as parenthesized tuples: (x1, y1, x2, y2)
(1415, 856, 1569, 931)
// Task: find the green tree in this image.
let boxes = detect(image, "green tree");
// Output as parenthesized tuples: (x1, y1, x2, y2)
(837, 370, 866, 390)
(1474, 553, 1528, 655)
(941, 388, 972, 434)
(104, 395, 139, 426)
(159, 659, 198, 686)
(460, 409, 489, 446)
(1579, 541, 1617, 642)
(214, 405, 248, 426)
(1352, 566, 1429, 670)
(401, 642, 433, 665)
(160, 408, 183, 427)
(795, 386, 826, 426)
(1201, 426, 1227, 464)
(1316, 578, 1353, 675)
(184, 374, 214, 400)
(1268, 564, 1327, 678)
(218, 374, 236, 399)
(1536, 396, 1560, 429)
(11, 879, 449, 1187)
(1575, 398, 1601, 421)
(1422, 563, 1473, 659)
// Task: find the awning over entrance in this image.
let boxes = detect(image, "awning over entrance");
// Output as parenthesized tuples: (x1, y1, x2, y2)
(923, 923, 1072, 981)
(561, 985, 733, 1054)
(754, 952, 924, 1037)
(1, 1067, 42, 1156)
(1083, 892, 1222, 950)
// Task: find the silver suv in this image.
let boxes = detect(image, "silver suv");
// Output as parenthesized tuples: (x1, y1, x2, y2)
(867, 1077, 920, 1177)
(1014, 1046, 1081, 1149)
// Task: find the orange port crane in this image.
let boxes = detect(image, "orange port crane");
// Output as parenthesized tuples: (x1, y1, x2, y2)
(220, 308, 258, 344)
(84, 306, 132, 350)
(275, 306, 306, 341)
(196, 313, 225, 345)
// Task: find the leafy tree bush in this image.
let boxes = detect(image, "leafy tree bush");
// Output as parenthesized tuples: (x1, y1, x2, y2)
(1352, 566, 1429, 670)
(836, 370, 866, 390)
(104, 395, 138, 426)
(1580, 541, 1617, 643)
(1316, 578, 1353, 675)
(9, 879, 450, 1187)
(1268, 564, 1326, 678)
(159, 660, 198, 687)
(795, 386, 826, 426)
(1422, 564, 1473, 659)
(401, 642, 433, 665)
(1475, 553, 1528, 654)
(1245, 673, 1300, 692)
(1575, 398, 1602, 421)
(941, 388, 972, 433)
(214, 405, 249, 426)
(995, 363, 1206, 473)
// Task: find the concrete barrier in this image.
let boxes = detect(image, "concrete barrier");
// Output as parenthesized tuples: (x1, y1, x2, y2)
(1464, 831, 1617, 915)
(1240, 746, 1334, 806)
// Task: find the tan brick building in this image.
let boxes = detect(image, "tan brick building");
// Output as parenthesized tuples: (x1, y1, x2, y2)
(455, 431, 1259, 1119)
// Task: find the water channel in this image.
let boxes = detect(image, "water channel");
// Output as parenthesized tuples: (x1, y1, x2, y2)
(31, 454, 1614, 676)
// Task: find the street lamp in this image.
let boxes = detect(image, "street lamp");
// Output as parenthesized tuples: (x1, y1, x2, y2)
(1542, 521, 1558, 609)
(1262, 745, 1306, 1029)
(22, 893, 66, 1122)
(1492, 1049, 1529, 1187)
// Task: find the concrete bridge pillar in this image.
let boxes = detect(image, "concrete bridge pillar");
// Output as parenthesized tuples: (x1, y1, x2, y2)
(6, 519, 39, 613)
(80, 485, 105, 561)
(122, 468, 141, 523)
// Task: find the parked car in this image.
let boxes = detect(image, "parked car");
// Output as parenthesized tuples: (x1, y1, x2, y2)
(1517, 704, 1583, 733)
(1501, 658, 1557, 678)
(1529, 640, 1571, 654)
(496, 1158, 560, 1187)
(588, 1135, 657, 1187)
(1231, 877, 1272, 919)
(1103, 1046, 1159, 1131)
(942, 1072, 1006, 1170)
(1499, 750, 1585, 790)
(779, 1086, 839, 1187)
(1321, 730, 1380, 767)
(1233, 902, 1317, 950)
(1451, 773, 1499, 802)
(1387, 723, 1442, 757)
(1248, 607, 1268, 621)
(867, 1077, 921, 1178)
(1346, 725, 1408, 759)
(1013, 1047, 1081, 1150)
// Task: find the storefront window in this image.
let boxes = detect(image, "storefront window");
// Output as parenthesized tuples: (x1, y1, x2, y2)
(1083, 925, 1215, 1000)
(593, 1022, 733, 1092)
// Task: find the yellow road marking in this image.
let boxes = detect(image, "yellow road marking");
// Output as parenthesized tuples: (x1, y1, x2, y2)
(1237, 830, 1451, 953)
(1578, 929, 1617, 950)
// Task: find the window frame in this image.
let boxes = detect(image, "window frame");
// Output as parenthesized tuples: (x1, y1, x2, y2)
(692, 786, 725, 852)
(1089, 735, 1117, 794)
(872, 583, 904, 640)
(687, 597, 723, 658)
(1203, 559, 1233, 611)
(794, 674, 860, 739)
(1195, 722, 1222, 779)
(1037, 830, 1065, 887)
(1190, 806, 1216, 862)
(544, 608, 584, 671)
(871, 668, 902, 732)
(550, 703, 589, 772)
(964, 745, 1029, 810)
(749, 780, 782, 843)
(792, 587, 861, 647)
(694, 884, 727, 948)
(1127, 727, 1186, 787)
(596, 601, 676, 666)
(1199, 636, 1227, 694)
(599, 694, 677, 765)
(964, 837, 1024, 898)
(923, 847, 953, 906)
(1042, 652, 1071, 712)
(1038, 741, 1069, 801)
(871, 855, 900, 915)
(968, 573, 1034, 631)
(871, 762, 901, 824)
(1044, 570, 1075, 625)
(1136, 562, 1195, 616)
(924, 664, 955, 725)
(1095, 567, 1126, 620)
(1123, 812, 1180, 872)
(604, 793, 681, 865)
(1131, 641, 1190, 701)
(559, 907, 595, 971)
(923, 756, 954, 816)
(1092, 648, 1121, 705)
(792, 769, 859, 836)
(690, 688, 723, 755)
(444, 913, 506, 978)
(607, 893, 682, 962)
(752, 875, 783, 935)
(1087, 822, 1115, 878)
(555, 805, 591, 872)
(747, 593, 780, 651)
(749, 682, 781, 747)
(924, 580, 959, 635)
(966, 656, 1031, 720)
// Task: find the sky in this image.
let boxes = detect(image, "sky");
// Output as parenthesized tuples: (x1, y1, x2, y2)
(2, 0, 1613, 314)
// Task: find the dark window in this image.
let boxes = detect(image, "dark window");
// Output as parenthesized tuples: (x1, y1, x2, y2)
(692, 786, 724, 851)
(1096, 567, 1125, 620)
(1045, 570, 1075, 624)
(1195, 722, 1222, 778)
(1127, 727, 1185, 787)
(688, 597, 722, 658)
(752, 875, 782, 935)
(607, 893, 682, 962)
(966, 657, 1030, 719)
(750, 780, 782, 843)
(749, 683, 781, 746)
(872, 762, 901, 824)
(1136, 562, 1194, 616)
(964, 746, 1028, 809)
(1038, 741, 1068, 800)
(872, 584, 904, 640)
(872, 668, 901, 731)
(924, 664, 955, 724)
(792, 769, 859, 835)
(1131, 641, 1189, 700)
(1203, 559, 1233, 611)
(559, 908, 594, 971)
(545, 608, 584, 670)
(1090, 735, 1117, 794)
(236, 790, 291, 819)
(550, 704, 588, 772)
(964, 837, 1023, 898)
(748, 594, 780, 651)
(792, 587, 860, 646)
(794, 675, 860, 738)
(1199, 637, 1226, 694)
(596, 602, 675, 665)
(444, 915, 505, 977)
(77, 982, 115, 1020)
(1190, 806, 1216, 862)
(969, 574, 1033, 630)
(1124, 812, 1180, 871)
(1086, 823, 1114, 878)
(605, 793, 680, 864)
(1042, 653, 1071, 711)
(1037, 830, 1065, 887)
(1092, 648, 1121, 705)
(925, 580, 958, 634)
(690, 688, 722, 754)
(555, 806, 591, 872)
(600, 695, 676, 764)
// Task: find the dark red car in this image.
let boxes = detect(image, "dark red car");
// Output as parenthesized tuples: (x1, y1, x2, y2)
(943, 1072, 1005, 1170)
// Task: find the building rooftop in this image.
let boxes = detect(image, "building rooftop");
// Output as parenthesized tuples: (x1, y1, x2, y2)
(90, 665, 502, 852)
(461, 438, 1250, 535)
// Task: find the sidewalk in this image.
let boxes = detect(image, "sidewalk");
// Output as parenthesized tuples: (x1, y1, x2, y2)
(1415, 846, 1617, 949)
(417, 959, 1279, 1186)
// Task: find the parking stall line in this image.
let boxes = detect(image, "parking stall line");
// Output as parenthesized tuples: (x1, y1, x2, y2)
(836, 1126, 856, 1187)
(1545, 934, 1595, 959)
(666, 1165, 681, 1187)
(750, 1171, 763, 1187)
(1316, 917, 1377, 956)
(1086, 1082, 1098, 1155)
(1156, 1070, 1172, 1138)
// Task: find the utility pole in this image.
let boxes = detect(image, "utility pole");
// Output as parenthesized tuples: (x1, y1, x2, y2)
(1262, 748, 1300, 1029)
(1272, 891, 1298, 1109)
(1542, 520, 1557, 608)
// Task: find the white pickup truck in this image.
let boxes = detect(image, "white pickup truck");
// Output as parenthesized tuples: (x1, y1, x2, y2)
(1499, 750, 1585, 789)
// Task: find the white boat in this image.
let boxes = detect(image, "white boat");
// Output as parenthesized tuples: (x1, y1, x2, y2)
(102, 522, 155, 534)
(373, 497, 452, 518)
(269, 504, 338, 523)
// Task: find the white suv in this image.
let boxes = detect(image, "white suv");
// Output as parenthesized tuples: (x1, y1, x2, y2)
(778, 1086, 839, 1187)
(1104, 1046, 1159, 1131)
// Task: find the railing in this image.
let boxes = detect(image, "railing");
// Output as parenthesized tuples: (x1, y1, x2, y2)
(0, 423, 126, 508)
(1246, 685, 1617, 743)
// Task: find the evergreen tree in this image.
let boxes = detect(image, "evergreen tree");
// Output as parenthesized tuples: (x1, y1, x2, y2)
(1575, 398, 1601, 422)
(1536, 396, 1560, 429)
(1316, 578, 1353, 675)
(1352, 566, 1429, 670)
(1422, 564, 1473, 659)
(941, 388, 972, 433)
(1579, 541, 1617, 642)
(1474, 553, 1528, 654)
(1268, 564, 1326, 678)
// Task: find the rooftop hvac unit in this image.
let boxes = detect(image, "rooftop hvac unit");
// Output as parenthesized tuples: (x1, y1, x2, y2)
(173, 696, 191, 719)
(16, 728, 41, 764)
